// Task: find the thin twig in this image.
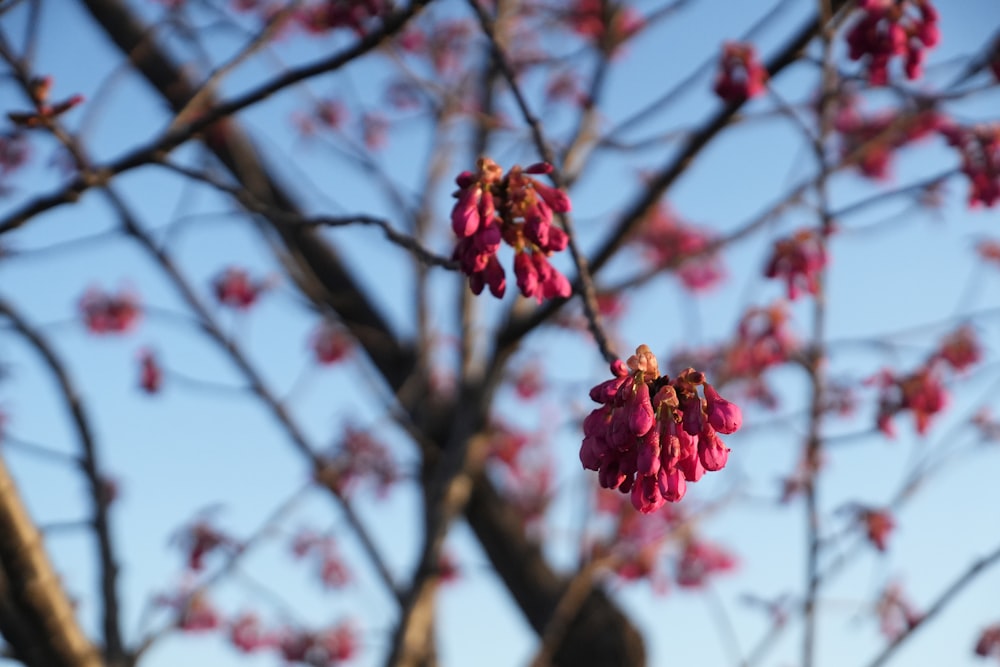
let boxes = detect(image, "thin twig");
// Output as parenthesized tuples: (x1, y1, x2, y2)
(468, 0, 617, 364)
(864, 541, 1000, 667)
(155, 160, 458, 269)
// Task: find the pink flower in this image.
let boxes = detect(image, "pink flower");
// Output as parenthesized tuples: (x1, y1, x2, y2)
(229, 613, 276, 653)
(763, 229, 827, 300)
(360, 112, 388, 151)
(312, 323, 351, 365)
(635, 206, 725, 292)
(513, 366, 544, 400)
(138, 349, 162, 394)
(704, 383, 742, 434)
(979, 239, 1000, 267)
(321, 621, 358, 662)
(315, 98, 347, 130)
(975, 623, 1000, 658)
(937, 325, 980, 372)
(213, 267, 269, 309)
(859, 507, 895, 552)
(871, 363, 949, 436)
(297, 0, 390, 36)
(713, 42, 768, 102)
(321, 426, 398, 497)
(178, 594, 221, 632)
(675, 539, 737, 588)
(631, 472, 666, 514)
(79, 287, 141, 334)
(562, 0, 644, 50)
(289, 530, 352, 588)
(940, 123, 1000, 208)
(175, 519, 234, 571)
(834, 98, 944, 180)
(438, 551, 461, 584)
(698, 425, 730, 472)
(876, 582, 923, 639)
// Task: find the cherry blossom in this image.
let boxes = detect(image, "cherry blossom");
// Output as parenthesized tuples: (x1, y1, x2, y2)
(714, 42, 767, 102)
(582, 345, 742, 511)
(451, 158, 572, 302)
(845, 0, 939, 85)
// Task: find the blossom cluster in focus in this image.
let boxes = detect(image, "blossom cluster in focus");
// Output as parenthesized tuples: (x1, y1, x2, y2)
(581, 345, 742, 512)
(451, 158, 573, 302)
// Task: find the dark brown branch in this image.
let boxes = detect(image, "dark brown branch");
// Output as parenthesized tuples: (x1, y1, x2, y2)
(0, 300, 106, 667)
(78, 2, 646, 665)
(0, 299, 124, 663)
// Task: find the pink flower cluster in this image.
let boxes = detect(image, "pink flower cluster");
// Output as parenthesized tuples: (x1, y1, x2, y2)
(451, 158, 572, 302)
(562, 0, 645, 49)
(486, 423, 554, 531)
(936, 325, 981, 372)
(396, 20, 473, 77)
(713, 42, 768, 102)
(834, 100, 943, 180)
(635, 206, 725, 292)
(175, 519, 235, 571)
(858, 506, 895, 552)
(581, 345, 742, 512)
(872, 326, 981, 437)
(320, 426, 398, 497)
(161, 591, 359, 665)
(979, 239, 1000, 267)
(675, 539, 738, 589)
(176, 593, 221, 632)
(724, 304, 798, 403)
(588, 491, 675, 590)
(941, 123, 1000, 208)
(845, 0, 939, 85)
(213, 267, 270, 309)
(138, 349, 162, 394)
(79, 287, 141, 334)
(876, 582, 923, 640)
(292, 530, 352, 589)
(872, 365, 948, 437)
(763, 229, 828, 300)
(298, 0, 389, 35)
(588, 491, 738, 591)
(277, 622, 357, 665)
(229, 612, 358, 665)
(312, 322, 352, 365)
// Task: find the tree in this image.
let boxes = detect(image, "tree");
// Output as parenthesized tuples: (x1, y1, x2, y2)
(1, 0, 999, 666)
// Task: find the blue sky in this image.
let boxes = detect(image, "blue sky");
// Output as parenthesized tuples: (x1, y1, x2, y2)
(2, 1, 1000, 666)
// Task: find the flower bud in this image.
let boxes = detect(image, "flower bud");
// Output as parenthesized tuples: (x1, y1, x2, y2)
(704, 383, 742, 434)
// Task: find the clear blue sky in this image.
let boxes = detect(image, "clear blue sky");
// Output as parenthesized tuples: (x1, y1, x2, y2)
(2, 1, 1000, 666)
